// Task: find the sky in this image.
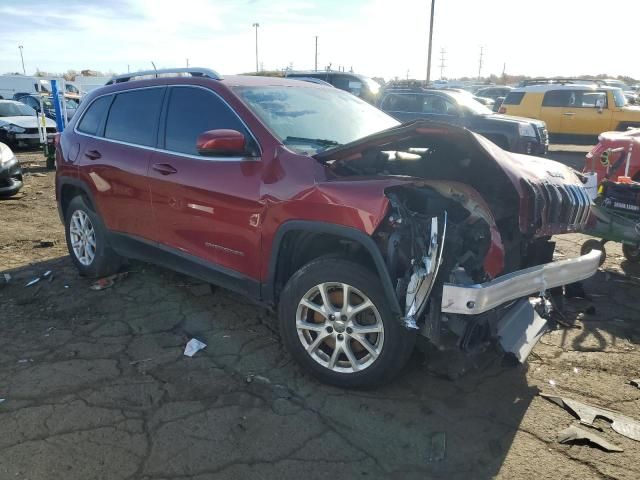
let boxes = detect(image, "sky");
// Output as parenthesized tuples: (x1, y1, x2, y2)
(1, 0, 638, 81)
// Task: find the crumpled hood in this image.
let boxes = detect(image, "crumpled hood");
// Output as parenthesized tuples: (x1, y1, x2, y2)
(315, 120, 578, 191)
(0, 116, 56, 129)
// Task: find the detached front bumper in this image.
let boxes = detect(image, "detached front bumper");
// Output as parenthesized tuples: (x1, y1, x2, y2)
(440, 250, 601, 315)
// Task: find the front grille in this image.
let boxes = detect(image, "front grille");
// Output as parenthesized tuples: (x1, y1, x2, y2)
(522, 179, 591, 234)
(20, 127, 56, 134)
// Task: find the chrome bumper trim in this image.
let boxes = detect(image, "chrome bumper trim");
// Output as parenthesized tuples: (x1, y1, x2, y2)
(440, 250, 601, 315)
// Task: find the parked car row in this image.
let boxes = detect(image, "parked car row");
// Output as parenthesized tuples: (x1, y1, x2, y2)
(53, 67, 599, 387)
(376, 85, 548, 155)
(0, 100, 57, 149)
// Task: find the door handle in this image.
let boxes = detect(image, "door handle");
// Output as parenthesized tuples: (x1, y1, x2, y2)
(563, 112, 576, 116)
(152, 163, 178, 175)
(84, 150, 101, 160)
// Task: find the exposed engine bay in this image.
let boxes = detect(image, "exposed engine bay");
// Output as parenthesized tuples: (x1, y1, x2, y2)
(317, 122, 597, 361)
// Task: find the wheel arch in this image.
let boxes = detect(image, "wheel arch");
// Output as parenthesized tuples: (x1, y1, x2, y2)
(263, 220, 402, 315)
(56, 176, 99, 222)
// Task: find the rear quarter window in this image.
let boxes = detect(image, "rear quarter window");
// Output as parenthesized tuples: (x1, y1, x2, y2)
(104, 88, 165, 146)
(77, 95, 111, 136)
(502, 92, 525, 105)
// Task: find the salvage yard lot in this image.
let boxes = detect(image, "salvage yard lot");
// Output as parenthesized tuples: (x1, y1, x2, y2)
(1, 150, 639, 480)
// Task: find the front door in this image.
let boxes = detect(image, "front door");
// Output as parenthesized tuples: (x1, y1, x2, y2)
(148, 85, 264, 280)
(560, 90, 612, 136)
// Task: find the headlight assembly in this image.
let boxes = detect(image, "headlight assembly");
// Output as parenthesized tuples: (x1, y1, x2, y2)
(0, 124, 26, 134)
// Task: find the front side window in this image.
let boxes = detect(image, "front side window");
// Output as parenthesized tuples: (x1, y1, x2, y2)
(164, 86, 247, 155)
(0, 102, 36, 117)
(422, 94, 457, 115)
(234, 85, 398, 154)
(104, 88, 165, 146)
(77, 95, 112, 136)
(612, 88, 626, 108)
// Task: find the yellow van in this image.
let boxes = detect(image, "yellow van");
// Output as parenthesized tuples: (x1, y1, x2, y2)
(500, 84, 640, 141)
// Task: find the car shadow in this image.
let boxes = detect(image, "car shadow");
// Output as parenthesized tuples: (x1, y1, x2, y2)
(1, 255, 537, 479)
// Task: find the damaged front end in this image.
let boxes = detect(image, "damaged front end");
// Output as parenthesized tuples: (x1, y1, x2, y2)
(317, 121, 600, 363)
(378, 182, 599, 362)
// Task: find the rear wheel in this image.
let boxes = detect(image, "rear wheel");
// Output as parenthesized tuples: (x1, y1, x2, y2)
(622, 244, 640, 263)
(278, 257, 415, 388)
(64, 195, 123, 278)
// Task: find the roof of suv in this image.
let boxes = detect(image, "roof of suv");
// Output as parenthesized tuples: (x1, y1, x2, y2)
(512, 84, 620, 93)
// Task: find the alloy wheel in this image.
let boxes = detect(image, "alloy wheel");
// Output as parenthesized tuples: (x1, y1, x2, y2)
(69, 209, 96, 266)
(295, 282, 385, 373)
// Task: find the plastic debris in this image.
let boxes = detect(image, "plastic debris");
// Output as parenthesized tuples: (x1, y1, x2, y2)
(558, 425, 623, 452)
(630, 379, 640, 389)
(541, 393, 640, 442)
(3, 273, 10, 283)
(184, 338, 207, 357)
(548, 379, 557, 387)
(43, 271, 52, 278)
(17, 359, 32, 364)
(246, 374, 271, 384)
(25, 277, 40, 287)
(90, 272, 128, 291)
(0, 399, 5, 404)
(428, 432, 446, 462)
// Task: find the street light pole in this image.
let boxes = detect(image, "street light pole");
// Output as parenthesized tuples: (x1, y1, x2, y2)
(426, 0, 435, 85)
(315, 36, 318, 72)
(18, 45, 26, 75)
(252, 23, 260, 74)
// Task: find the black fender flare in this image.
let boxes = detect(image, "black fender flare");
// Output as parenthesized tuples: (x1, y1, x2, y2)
(263, 220, 402, 315)
(56, 176, 101, 223)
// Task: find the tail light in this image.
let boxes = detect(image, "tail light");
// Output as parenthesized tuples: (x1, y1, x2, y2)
(498, 106, 506, 114)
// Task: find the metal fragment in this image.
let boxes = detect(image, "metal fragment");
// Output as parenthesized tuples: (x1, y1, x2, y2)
(558, 425, 623, 452)
(541, 393, 640, 442)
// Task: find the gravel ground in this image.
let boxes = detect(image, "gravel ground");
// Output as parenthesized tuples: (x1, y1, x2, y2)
(0, 148, 639, 480)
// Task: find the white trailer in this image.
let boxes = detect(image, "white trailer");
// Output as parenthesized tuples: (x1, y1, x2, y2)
(0, 75, 46, 100)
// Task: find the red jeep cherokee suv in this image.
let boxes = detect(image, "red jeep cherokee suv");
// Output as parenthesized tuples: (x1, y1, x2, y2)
(55, 68, 600, 387)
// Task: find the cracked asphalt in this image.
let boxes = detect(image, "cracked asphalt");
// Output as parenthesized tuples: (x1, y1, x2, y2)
(1, 150, 639, 479)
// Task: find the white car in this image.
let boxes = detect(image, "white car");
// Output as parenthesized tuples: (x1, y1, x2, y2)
(0, 100, 57, 149)
(0, 142, 22, 197)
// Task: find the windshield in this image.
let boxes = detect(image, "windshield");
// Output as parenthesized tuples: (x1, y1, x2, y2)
(233, 85, 399, 153)
(613, 88, 627, 108)
(0, 102, 36, 117)
(446, 92, 493, 115)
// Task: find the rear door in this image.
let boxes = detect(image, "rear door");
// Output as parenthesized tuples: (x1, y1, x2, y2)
(560, 89, 612, 136)
(148, 85, 264, 279)
(78, 87, 165, 240)
(379, 93, 422, 122)
(539, 89, 570, 134)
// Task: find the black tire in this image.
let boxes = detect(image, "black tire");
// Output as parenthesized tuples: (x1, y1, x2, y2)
(46, 156, 55, 170)
(64, 195, 122, 278)
(580, 239, 606, 266)
(622, 244, 640, 263)
(278, 257, 416, 388)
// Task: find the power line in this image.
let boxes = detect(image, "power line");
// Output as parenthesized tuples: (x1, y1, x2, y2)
(439, 48, 446, 79)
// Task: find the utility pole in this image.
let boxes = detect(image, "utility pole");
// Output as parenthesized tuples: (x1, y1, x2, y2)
(478, 46, 484, 80)
(502, 62, 506, 84)
(426, 0, 436, 85)
(186, 58, 189, 68)
(439, 48, 446, 79)
(314, 36, 318, 71)
(18, 45, 25, 75)
(252, 23, 260, 74)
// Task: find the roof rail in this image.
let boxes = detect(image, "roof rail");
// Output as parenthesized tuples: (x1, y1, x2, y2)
(519, 77, 604, 87)
(105, 68, 222, 85)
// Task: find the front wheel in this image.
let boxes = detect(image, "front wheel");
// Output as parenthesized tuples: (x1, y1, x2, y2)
(278, 257, 415, 388)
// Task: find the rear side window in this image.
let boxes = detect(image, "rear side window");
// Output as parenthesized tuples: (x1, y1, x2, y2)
(502, 92, 525, 105)
(380, 93, 421, 112)
(77, 95, 111, 135)
(164, 86, 247, 155)
(542, 90, 572, 107)
(104, 88, 165, 146)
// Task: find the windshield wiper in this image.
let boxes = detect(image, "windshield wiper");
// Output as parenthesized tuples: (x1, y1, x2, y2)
(284, 136, 341, 148)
